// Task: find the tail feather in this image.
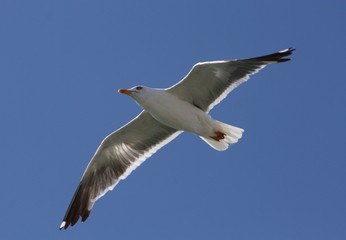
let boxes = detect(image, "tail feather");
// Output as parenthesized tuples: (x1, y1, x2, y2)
(200, 121, 244, 151)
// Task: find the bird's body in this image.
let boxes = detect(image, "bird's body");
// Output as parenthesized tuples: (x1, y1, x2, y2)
(131, 88, 232, 145)
(135, 88, 206, 133)
(60, 48, 294, 230)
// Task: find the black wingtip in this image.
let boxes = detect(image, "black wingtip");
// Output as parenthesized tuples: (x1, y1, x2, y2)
(249, 47, 295, 63)
(276, 47, 295, 62)
(59, 182, 92, 230)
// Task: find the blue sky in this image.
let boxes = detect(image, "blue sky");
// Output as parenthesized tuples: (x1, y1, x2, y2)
(1, 0, 345, 239)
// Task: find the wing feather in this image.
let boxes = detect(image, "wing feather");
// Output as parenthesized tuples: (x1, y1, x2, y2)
(167, 48, 294, 112)
(60, 111, 181, 229)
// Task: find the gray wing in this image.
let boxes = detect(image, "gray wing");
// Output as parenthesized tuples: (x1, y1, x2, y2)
(60, 111, 181, 229)
(167, 48, 294, 112)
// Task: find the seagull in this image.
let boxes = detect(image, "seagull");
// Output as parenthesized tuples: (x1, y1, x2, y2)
(60, 48, 294, 230)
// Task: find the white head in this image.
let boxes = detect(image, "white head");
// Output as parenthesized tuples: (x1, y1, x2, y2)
(119, 85, 144, 96)
(118, 86, 160, 106)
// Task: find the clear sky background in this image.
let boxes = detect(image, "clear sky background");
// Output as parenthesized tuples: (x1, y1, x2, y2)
(1, 0, 345, 239)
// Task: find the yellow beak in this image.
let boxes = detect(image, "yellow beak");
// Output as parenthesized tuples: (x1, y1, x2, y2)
(118, 89, 134, 95)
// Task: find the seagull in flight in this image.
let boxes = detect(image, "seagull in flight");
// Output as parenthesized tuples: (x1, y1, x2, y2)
(60, 48, 294, 230)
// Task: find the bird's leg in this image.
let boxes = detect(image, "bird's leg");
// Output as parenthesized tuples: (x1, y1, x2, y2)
(210, 131, 226, 141)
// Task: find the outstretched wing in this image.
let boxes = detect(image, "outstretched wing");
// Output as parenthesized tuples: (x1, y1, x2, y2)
(60, 111, 181, 229)
(167, 48, 294, 112)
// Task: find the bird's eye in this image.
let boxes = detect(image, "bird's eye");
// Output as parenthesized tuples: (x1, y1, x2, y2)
(136, 86, 143, 90)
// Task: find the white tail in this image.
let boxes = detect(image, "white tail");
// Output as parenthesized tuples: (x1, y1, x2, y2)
(200, 121, 244, 151)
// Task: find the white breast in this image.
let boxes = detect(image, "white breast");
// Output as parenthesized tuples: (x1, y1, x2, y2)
(140, 90, 215, 136)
